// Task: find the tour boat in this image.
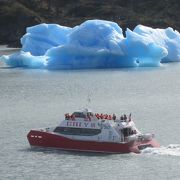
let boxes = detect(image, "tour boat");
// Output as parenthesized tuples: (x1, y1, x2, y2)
(27, 108, 160, 153)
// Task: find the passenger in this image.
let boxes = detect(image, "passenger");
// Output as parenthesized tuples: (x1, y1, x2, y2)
(112, 114, 116, 120)
(96, 113, 100, 119)
(66, 113, 71, 120)
(84, 115, 88, 121)
(108, 115, 112, 120)
(87, 114, 91, 121)
(128, 113, 132, 122)
(131, 129, 134, 135)
(124, 114, 127, 121)
(65, 113, 68, 120)
(100, 113, 103, 119)
(71, 114, 75, 120)
(95, 113, 97, 118)
(120, 116, 124, 121)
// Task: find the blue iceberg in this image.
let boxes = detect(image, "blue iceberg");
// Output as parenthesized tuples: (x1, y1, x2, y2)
(1, 19, 180, 69)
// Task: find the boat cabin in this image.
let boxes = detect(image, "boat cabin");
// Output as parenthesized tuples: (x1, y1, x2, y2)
(53, 109, 140, 143)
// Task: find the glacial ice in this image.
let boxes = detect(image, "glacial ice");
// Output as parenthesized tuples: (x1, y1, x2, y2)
(21, 23, 72, 56)
(2, 51, 46, 68)
(1, 19, 180, 69)
(133, 25, 180, 62)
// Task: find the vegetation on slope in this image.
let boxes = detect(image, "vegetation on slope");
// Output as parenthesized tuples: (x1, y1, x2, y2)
(0, 0, 179, 47)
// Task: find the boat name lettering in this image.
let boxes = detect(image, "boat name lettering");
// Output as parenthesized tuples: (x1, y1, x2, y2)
(84, 122, 88, 127)
(66, 122, 96, 128)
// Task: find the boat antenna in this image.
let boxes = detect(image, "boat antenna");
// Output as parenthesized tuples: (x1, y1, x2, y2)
(88, 97, 91, 104)
(86, 95, 92, 109)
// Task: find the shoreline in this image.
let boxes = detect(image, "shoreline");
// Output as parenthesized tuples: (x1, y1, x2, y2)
(0, 45, 20, 56)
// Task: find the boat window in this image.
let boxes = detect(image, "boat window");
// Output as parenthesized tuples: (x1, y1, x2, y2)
(122, 128, 134, 137)
(72, 112, 86, 118)
(54, 127, 101, 136)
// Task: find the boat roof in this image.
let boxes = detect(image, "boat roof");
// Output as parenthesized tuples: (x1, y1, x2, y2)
(75, 108, 93, 113)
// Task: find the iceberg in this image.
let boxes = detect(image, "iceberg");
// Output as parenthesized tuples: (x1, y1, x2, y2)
(133, 25, 180, 62)
(1, 19, 180, 69)
(1, 51, 46, 68)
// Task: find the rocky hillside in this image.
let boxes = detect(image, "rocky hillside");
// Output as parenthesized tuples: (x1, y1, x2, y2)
(0, 0, 180, 47)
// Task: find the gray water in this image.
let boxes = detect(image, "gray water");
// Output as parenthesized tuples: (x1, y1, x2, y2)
(1, 48, 180, 180)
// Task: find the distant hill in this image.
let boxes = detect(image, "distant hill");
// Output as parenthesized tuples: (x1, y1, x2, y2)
(0, 0, 180, 47)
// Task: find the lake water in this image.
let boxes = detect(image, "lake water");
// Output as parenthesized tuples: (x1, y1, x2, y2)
(1, 47, 180, 180)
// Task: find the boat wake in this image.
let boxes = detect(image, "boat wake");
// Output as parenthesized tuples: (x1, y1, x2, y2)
(141, 144, 180, 157)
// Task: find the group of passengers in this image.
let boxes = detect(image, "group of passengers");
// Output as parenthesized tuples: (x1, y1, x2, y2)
(120, 114, 128, 121)
(65, 113, 130, 122)
(95, 113, 116, 120)
(65, 113, 93, 120)
(65, 113, 75, 120)
(95, 113, 129, 121)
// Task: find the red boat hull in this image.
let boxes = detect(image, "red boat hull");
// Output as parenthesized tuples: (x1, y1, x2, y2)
(27, 130, 160, 153)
